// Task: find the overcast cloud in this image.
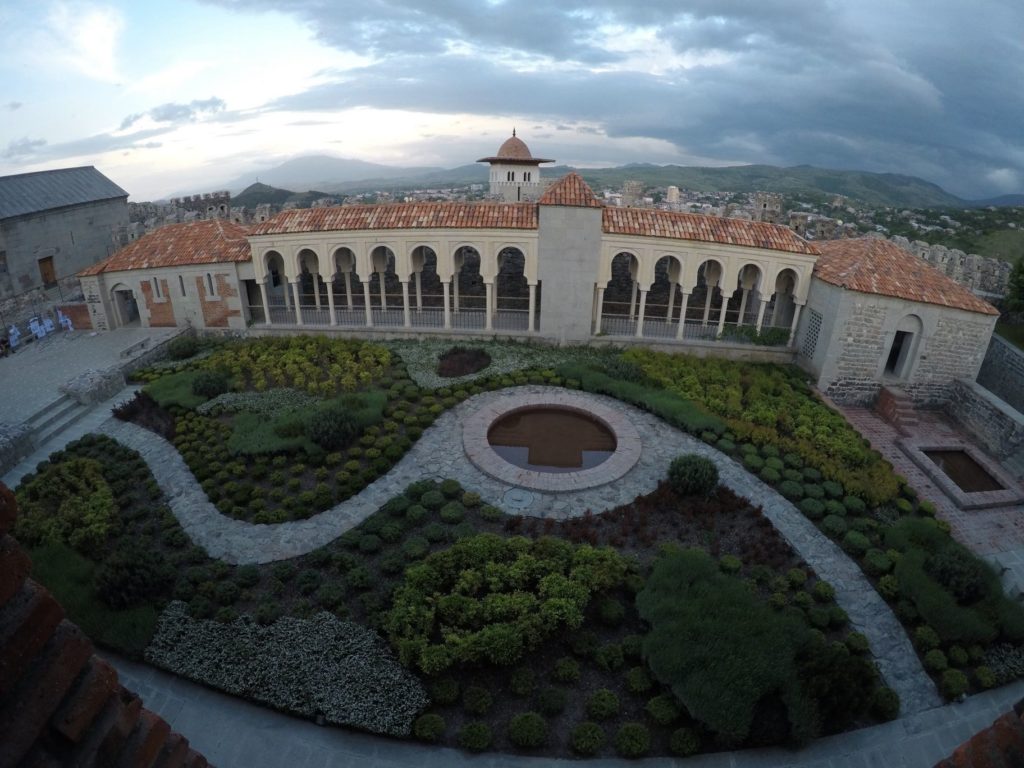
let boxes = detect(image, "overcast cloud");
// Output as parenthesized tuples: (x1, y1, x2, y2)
(0, 0, 1021, 199)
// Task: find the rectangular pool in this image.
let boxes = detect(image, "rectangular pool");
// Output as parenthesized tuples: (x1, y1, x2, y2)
(924, 449, 1006, 493)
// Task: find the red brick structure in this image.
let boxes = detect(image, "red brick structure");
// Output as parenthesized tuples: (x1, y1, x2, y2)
(0, 483, 209, 768)
(196, 273, 240, 328)
(139, 278, 177, 327)
(55, 303, 93, 330)
(934, 699, 1024, 768)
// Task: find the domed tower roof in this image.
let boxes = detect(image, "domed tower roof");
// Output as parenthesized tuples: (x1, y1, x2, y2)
(477, 130, 554, 165)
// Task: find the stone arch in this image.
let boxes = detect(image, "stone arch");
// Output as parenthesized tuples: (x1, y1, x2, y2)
(727, 262, 765, 326)
(692, 258, 725, 328)
(109, 282, 139, 328)
(768, 268, 799, 328)
(882, 313, 925, 381)
(331, 246, 362, 315)
(296, 248, 326, 316)
(452, 244, 485, 317)
(645, 254, 686, 329)
(369, 245, 398, 314)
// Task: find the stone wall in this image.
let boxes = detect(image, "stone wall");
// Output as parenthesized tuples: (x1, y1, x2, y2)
(537, 205, 603, 341)
(977, 335, 1024, 413)
(905, 313, 996, 405)
(823, 298, 889, 404)
(949, 378, 1024, 459)
(889, 235, 1011, 298)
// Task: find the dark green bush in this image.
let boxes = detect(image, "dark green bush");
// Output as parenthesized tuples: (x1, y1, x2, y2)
(670, 727, 700, 756)
(925, 649, 949, 672)
(845, 632, 870, 654)
(507, 712, 547, 748)
(843, 496, 867, 515)
(759, 467, 782, 484)
(625, 666, 653, 694)
(167, 334, 200, 360)
(439, 502, 465, 524)
(842, 530, 871, 556)
(778, 480, 804, 501)
(668, 454, 719, 497)
(822, 480, 844, 499)
(94, 544, 174, 609)
(306, 407, 357, 450)
(463, 685, 493, 715)
(359, 534, 382, 554)
(457, 722, 492, 752)
(823, 500, 846, 517)
(949, 646, 969, 667)
(598, 597, 625, 626)
(941, 669, 969, 699)
(614, 723, 651, 758)
(421, 490, 446, 510)
(822, 515, 848, 537)
(743, 454, 765, 472)
(413, 713, 445, 742)
(192, 370, 231, 398)
(570, 722, 606, 756)
(586, 689, 620, 720)
(644, 694, 680, 726)
(799, 498, 825, 520)
(870, 687, 900, 720)
(595, 643, 625, 671)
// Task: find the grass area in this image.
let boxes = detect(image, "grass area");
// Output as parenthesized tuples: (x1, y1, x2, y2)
(29, 542, 158, 656)
(144, 370, 208, 410)
(996, 322, 1024, 351)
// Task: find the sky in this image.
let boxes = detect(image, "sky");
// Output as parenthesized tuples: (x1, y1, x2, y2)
(1, 0, 1022, 201)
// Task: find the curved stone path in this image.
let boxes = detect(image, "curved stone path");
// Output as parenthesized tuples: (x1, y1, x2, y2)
(99, 385, 940, 714)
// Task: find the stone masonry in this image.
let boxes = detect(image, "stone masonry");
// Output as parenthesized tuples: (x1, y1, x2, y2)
(905, 314, 994, 405)
(825, 299, 889, 404)
(978, 335, 1024, 413)
(949, 378, 1024, 460)
(890, 236, 1012, 298)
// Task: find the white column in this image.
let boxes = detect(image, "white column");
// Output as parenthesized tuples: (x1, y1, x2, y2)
(628, 280, 638, 321)
(767, 295, 778, 327)
(452, 276, 460, 313)
(717, 292, 728, 335)
(635, 289, 648, 337)
(594, 286, 605, 334)
(676, 292, 690, 339)
(378, 272, 387, 312)
(737, 288, 749, 326)
(441, 281, 451, 329)
(484, 282, 493, 331)
(291, 281, 303, 326)
(283, 279, 291, 311)
(343, 272, 353, 309)
(528, 283, 537, 333)
(756, 298, 769, 332)
(415, 272, 423, 311)
(363, 282, 373, 327)
(401, 281, 411, 328)
(702, 287, 714, 325)
(258, 281, 271, 325)
(666, 282, 676, 321)
(313, 275, 322, 310)
(788, 303, 803, 346)
(326, 277, 337, 326)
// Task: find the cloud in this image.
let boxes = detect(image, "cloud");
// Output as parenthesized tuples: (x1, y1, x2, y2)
(5, 102, 22, 111)
(2, 137, 47, 159)
(3, 128, 168, 162)
(121, 97, 227, 130)
(45, 2, 123, 81)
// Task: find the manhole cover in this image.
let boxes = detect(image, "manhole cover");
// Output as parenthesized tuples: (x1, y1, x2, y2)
(503, 488, 536, 511)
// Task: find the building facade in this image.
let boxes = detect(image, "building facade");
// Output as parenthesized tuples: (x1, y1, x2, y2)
(477, 131, 555, 202)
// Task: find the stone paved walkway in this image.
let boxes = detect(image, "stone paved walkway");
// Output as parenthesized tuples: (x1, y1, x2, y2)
(107, 652, 1022, 768)
(92, 386, 940, 714)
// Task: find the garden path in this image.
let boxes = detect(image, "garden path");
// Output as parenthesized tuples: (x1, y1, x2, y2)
(97, 386, 941, 714)
(108, 651, 1022, 768)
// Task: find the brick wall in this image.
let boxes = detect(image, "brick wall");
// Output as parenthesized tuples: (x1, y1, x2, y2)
(0, 484, 209, 767)
(949, 378, 1024, 459)
(55, 302, 92, 330)
(978, 335, 1024, 413)
(139, 279, 176, 327)
(196, 273, 240, 328)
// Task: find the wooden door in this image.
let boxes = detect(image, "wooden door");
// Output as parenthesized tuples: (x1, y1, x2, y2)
(38, 256, 56, 286)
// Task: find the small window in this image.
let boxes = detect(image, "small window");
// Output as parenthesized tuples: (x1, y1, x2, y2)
(179, 275, 186, 297)
(206, 273, 218, 297)
(151, 277, 162, 299)
(801, 309, 822, 360)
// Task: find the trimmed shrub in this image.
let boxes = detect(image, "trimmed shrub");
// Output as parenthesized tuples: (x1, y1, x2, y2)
(863, 549, 893, 576)
(822, 480, 844, 499)
(645, 694, 680, 726)
(625, 666, 653, 694)
(915, 625, 941, 651)
(941, 669, 969, 699)
(615, 722, 651, 758)
(759, 467, 782, 484)
(571, 722, 606, 756)
(439, 502, 465, 524)
(925, 649, 949, 672)
(167, 334, 200, 360)
(586, 689, 620, 720)
(192, 370, 231, 398)
(598, 597, 625, 626)
(414, 713, 445, 743)
(843, 496, 867, 515)
(870, 687, 900, 721)
(670, 727, 700, 757)
(778, 480, 804, 501)
(595, 643, 625, 671)
(462, 685, 493, 715)
(845, 632, 870, 654)
(457, 722, 492, 752)
(719, 554, 742, 574)
(813, 581, 835, 602)
(822, 515, 848, 537)
(307, 407, 358, 451)
(975, 666, 997, 689)
(949, 646, 969, 667)
(799, 498, 825, 520)
(668, 454, 719, 498)
(842, 530, 871, 556)
(743, 454, 765, 471)
(507, 712, 547, 748)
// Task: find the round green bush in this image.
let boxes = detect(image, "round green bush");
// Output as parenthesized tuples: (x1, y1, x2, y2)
(787, 568, 808, 588)
(761, 444, 781, 458)
(570, 722, 606, 756)
(870, 687, 900, 721)
(595, 643, 625, 671)
(307, 407, 357, 450)
(845, 632, 870, 654)
(809, 606, 831, 629)
(167, 334, 200, 360)
(625, 666, 653, 694)
(598, 597, 625, 626)
(799, 498, 825, 520)
(759, 466, 782, 484)
(863, 548, 893, 576)
(421, 490, 446, 510)
(813, 580, 835, 602)
(941, 669, 969, 699)
(587, 689, 620, 720)
(645, 694, 680, 726)
(537, 687, 568, 715)
(508, 712, 547, 748)
(918, 500, 937, 516)
(192, 370, 231, 398)
(669, 727, 700, 757)
(614, 723, 651, 758)
(782, 468, 804, 483)
(511, 666, 536, 695)
(829, 605, 849, 627)
(552, 657, 580, 684)
(803, 483, 825, 500)
(719, 554, 742, 574)
(842, 530, 871, 556)
(975, 666, 997, 689)
(878, 574, 900, 600)
(948, 646, 969, 667)
(402, 535, 430, 561)
(743, 454, 765, 472)
(823, 499, 846, 518)
(822, 515, 848, 537)
(439, 501, 465, 524)
(457, 722, 492, 752)
(414, 713, 445, 742)
(821, 480, 844, 499)
(430, 677, 460, 705)
(668, 454, 719, 497)
(716, 439, 736, 454)
(802, 467, 823, 482)
(843, 495, 867, 515)
(925, 649, 949, 672)
(439, 478, 463, 498)
(783, 452, 803, 469)
(915, 625, 941, 651)
(463, 685, 493, 715)
(621, 634, 643, 659)
(778, 480, 804, 501)
(358, 534, 382, 553)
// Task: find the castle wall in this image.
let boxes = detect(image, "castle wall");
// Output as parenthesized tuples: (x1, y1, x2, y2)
(977, 335, 1024, 413)
(889, 235, 1012, 298)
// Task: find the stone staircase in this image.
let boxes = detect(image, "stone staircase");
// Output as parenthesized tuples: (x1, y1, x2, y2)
(875, 386, 920, 436)
(24, 393, 91, 448)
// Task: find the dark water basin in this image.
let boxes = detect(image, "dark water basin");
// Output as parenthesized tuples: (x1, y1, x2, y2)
(488, 407, 616, 473)
(924, 449, 1005, 493)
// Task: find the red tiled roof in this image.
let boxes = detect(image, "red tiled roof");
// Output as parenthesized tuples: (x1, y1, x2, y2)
(80, 219, 251, 276)
(538, 172, 603, 208)
(0, 483, 209, 767)
(602, 207, 820, 255)
(249, 202, 539, 235)
(476, 132, 554, 165)
(814, 237, 998, 316)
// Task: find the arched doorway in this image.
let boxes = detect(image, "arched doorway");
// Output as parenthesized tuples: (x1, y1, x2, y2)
(495, 247, 532, 331)
(599, 252, 641, 335)
(110, 284, 140, 327)
(641, 255, 684, 338)
(883, 314, 923, 380)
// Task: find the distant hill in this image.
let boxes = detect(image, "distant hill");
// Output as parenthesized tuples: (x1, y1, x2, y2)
(967, 194, 1024, 208)
(220, 157, 1009, 209)
(232, 183, 333, 209)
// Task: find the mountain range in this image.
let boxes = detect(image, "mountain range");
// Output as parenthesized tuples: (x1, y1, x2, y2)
(219, 155, 1021, 210)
